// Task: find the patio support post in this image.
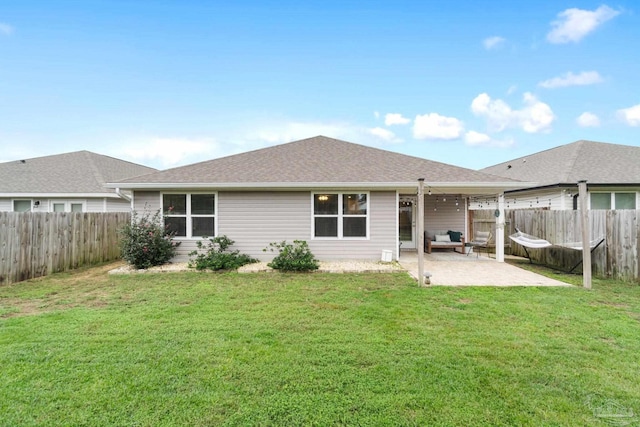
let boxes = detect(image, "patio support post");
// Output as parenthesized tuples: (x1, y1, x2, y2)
(579, 180, 592, 289)
(496, 193, 505, 262)
(417, 178, 425, 286)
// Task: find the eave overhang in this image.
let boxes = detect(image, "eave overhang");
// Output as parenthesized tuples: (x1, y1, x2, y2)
(106, 181, 533, 194)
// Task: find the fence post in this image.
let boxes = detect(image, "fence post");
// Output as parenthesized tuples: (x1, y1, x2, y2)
(579, 180, 591, 289)
(417, 178, 425, 286)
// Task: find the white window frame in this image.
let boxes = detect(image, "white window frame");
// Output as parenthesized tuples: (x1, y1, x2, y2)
(162, 192, 218, 239)
(311, 192, 370, 240)
(12, 199, 33, 212)
(589, 191, 637, 210)
(50, 201, 86, 212)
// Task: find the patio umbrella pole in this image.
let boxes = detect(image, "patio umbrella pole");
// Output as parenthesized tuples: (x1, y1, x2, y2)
(417, 178, 425, 286)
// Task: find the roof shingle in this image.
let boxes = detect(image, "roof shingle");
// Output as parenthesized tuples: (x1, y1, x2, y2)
(116, 136, 515, 185)
(0, 151, 157, 194)
(481, 140, 640, 186)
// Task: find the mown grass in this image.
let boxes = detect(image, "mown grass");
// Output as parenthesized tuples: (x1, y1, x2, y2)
(1, 262, 639, 426)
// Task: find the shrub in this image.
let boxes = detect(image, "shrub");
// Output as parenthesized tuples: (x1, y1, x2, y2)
(119, 210, 179, 269)
(189, 235, 257, 271)
(264, 240, 319, 272)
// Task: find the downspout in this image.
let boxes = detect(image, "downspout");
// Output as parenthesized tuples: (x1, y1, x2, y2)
(115, 187, 134, 211)
(115, 187, 132, 204)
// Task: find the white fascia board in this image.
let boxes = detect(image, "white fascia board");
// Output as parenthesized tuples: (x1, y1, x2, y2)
(106, 181, 534, 193)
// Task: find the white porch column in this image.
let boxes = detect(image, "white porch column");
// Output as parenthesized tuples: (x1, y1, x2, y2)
(495, 193, 505, 262)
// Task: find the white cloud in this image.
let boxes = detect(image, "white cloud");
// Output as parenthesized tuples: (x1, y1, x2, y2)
(117, 136, 221, 168)
(547, 5, 620, 44)
(507, 85, 517, 95)
(413, 113, 464, 140)
(0, 23, 13, 35)
(243, 120, 405, 149)
(539, 71, 604, 89)
(464, 131, 514, 148)
(368, 127, 400, 142)
(520, 93, 555, 133)
(483, 36, 505, 50)
(471, 92, 555, 133)
(470, 93, 513, 132)
(373, 111, 380, 119)
(576, 112, 601, 127)
(464, 131, 491, 145)
(245, 121, 366, 145)
(384, 113, 410, 126)
(617, 104, 640, 127)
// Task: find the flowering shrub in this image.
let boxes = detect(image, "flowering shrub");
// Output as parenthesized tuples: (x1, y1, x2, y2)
(119, 210, 179, 269)
(264, 240, 319, 272)
(189, 235, 257, 271)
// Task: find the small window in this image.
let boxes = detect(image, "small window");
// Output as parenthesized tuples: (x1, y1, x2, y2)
(590, 193, 611, 209)
(50, 201, 84, 212)
(313, 193, 368, 239)
(163, 193, 216, 238)
(13, 200, 31, 212)
(615, 193, 636, 210)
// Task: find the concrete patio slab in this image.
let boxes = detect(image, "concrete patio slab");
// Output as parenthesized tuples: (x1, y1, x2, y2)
(398, 251, 571, 287)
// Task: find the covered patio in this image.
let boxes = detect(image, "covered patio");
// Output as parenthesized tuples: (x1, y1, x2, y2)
(397, 251, 570, 286)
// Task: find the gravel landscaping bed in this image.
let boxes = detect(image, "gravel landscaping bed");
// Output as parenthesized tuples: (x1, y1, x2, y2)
(109, 260, 405, 275)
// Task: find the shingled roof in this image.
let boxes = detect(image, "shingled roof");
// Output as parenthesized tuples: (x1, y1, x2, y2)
(480, 140, 640, 187)
(0, 151, 156, 195)
(114, 136, 519, 189)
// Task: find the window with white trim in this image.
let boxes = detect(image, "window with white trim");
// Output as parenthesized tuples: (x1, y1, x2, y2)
(163, 193, 216, 238)
(590, 192, 636, 210)
(13, 200, 31, 212)
(51, 201, 85, 212)
(313, 193, 368, 238)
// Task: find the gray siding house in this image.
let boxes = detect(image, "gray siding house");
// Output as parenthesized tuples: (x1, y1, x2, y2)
(0, 151, 156, 212)
(110, 136, 525, 262)
(475, 140, 640, 211)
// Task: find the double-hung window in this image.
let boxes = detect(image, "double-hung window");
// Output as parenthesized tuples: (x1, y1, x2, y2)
(163, 193, 216, 238)
(313, 193, 368, 238)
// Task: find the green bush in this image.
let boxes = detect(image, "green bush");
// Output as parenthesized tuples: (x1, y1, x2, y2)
(264, 240, 319, 272)
(119, 210, 179, 269)
(189, 235, 257, 271)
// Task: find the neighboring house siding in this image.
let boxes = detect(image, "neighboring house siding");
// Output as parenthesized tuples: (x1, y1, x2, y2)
(424, 194, 466, 237)
(106, 198, 132, 212)
(0, 199, 13, 211)
(0, 197, 133, 212)
(85, 199, 103, 212)
(132, 190, 398, 262)
(470, 189, 571, 211)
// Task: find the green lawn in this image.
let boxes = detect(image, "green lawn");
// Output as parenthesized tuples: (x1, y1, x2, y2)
(1, 262, 639, 426)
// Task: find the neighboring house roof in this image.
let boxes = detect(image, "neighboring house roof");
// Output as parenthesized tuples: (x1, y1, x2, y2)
(481, 140, 640, 188)
(112, 136, 523, 192)
(0, 151, 157, 196)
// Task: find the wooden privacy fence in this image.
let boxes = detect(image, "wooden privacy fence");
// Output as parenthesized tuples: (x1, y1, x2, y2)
(472, 209, 639, 282)
(0, 212, 130, 285)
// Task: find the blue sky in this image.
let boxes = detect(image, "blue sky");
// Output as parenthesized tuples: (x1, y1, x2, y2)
(1, 1, 638, 170)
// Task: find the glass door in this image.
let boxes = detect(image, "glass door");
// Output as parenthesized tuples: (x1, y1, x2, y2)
(399, 197, 416, 249)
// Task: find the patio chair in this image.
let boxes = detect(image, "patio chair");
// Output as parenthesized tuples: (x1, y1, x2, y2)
(467, 230, 492, 257)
